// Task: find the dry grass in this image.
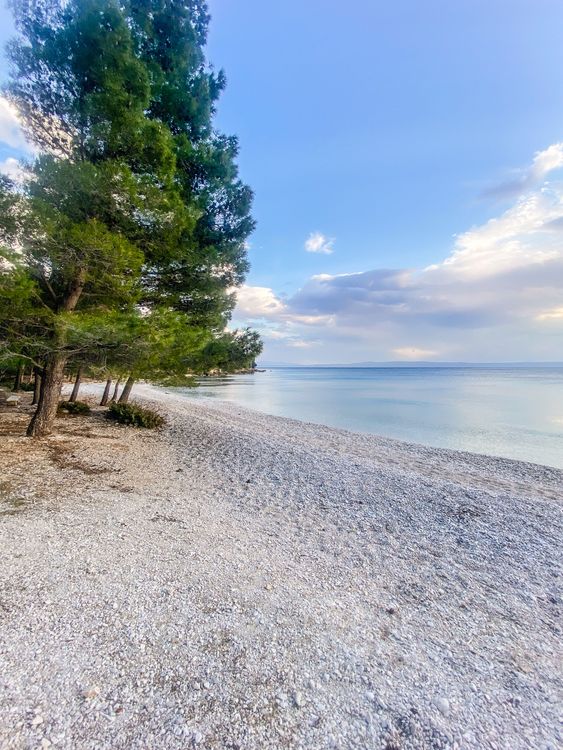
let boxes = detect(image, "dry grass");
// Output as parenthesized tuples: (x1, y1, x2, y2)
(0, 393, 140, 512)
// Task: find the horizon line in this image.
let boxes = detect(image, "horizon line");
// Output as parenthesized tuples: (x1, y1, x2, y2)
(257, 360, 563, 367)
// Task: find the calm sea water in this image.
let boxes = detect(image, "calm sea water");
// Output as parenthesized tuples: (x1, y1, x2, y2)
(174, 367, 563, 469)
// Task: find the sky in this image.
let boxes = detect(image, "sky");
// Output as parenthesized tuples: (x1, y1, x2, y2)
(1, 0, 563, 362)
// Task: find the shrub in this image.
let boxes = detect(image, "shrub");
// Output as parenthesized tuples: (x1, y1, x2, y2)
(107, 402, 165, 429)
(58, 400, 91, 415)
(18, 382, 35, 392)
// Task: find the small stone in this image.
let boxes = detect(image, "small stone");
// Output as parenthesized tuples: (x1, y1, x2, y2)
(193, 730, 203, 744)
(203, 681, 211, 689)
(433, 696, 450, 716)
(41, 740, 52, 749)
(82, 686, 100, 700)
(294, 691, 304, 707)
(31, 715, 44, 727)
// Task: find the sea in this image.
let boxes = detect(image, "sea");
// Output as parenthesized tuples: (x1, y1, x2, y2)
(175, 366, 563, 470)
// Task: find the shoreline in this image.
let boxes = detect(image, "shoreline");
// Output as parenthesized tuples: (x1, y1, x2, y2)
(176, 368, 563, 472)
(1, 384, 562, 748)
(136, 383, 563, 497)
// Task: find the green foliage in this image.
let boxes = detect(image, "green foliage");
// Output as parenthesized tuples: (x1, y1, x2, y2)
(154, 374, 199, 388)
(107, 402, 165, 428)
(1, 0, 261, 436)
(18, 382, 35, 392)
(58, 400, 91, 415)
(188, 327, 263, 373)
(6, 0, 256, 329)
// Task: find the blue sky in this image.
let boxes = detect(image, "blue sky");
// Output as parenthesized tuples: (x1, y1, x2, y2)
(2, 1, 563, 362)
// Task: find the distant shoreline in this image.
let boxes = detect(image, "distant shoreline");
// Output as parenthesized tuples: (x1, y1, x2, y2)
(258, 361, 563, 368)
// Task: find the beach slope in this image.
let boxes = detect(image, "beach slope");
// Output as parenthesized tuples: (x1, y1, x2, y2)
(1, 384, 561, 749)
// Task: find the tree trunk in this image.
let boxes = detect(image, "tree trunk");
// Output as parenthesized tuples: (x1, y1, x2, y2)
(69, 365, 83, 402)
(31, 367, 43, 406)
(111, 378, 122, 402)
(12, 363, 23, 392)
(118, 376, 135, 404)
(100, 378, 112, 406)
(26, 354, 67, 437)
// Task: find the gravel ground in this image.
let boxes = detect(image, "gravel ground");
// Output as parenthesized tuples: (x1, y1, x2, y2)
(0, 383, 562, 750)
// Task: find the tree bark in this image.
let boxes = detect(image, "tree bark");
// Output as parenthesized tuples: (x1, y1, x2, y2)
(69, 365, 83, 402)
(26, 266, 85, 437)
(12, 363, 23, 392)
(62, 267, 86, 312)
(118, 376, 135, 404)
(100, 378, 112, 406)
(111, 378, 122, 402)
(31, 367, 43, 406)
(26, 353, 67, 437)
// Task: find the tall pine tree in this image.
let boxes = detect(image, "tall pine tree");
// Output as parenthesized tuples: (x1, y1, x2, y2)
(1, 0, 257, 435)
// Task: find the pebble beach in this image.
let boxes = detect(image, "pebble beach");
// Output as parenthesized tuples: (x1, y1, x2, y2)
(1, 383, 562, 749)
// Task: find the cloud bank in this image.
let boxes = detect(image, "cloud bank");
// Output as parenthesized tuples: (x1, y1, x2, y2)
(234, 144, 563, 362)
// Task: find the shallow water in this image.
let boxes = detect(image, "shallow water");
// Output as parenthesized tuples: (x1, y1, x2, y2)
(174, 367, 563, 469)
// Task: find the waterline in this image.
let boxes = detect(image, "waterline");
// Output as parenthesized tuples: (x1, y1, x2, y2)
(174, 367, 563, 469)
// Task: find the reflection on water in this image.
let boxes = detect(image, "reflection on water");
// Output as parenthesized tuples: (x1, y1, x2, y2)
(174, 367, 563, 469)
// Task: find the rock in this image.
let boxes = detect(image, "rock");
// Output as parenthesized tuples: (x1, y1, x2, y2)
(82, 686, 100, 700)
(31, 715, 44, 727)
(293, 691, 304, 707)
(433, 696, 450, 716)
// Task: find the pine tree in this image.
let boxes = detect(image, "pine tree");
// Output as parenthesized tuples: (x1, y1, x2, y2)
(1, 0, 258, 435)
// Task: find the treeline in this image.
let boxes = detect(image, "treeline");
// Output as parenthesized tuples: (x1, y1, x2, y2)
(0, 0, 262, 436)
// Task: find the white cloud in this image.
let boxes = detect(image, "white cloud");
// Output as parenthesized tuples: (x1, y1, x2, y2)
(234, 284, 333, 326)
(0, 157, 25, 182)
(530, 143, 563, 182)
(287, 339, 318, 348)
(0, 97, 30, 152)
(235, 285, 286, 318)
(305, 232, 334, 254)
(485, 142, 563, 200)
(393, 347, 440, 360)
(429, 188, 563, 280)
(536, 306, 563, 321)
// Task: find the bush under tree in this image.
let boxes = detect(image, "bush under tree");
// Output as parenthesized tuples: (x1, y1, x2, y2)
(107, 402, 165, 429)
